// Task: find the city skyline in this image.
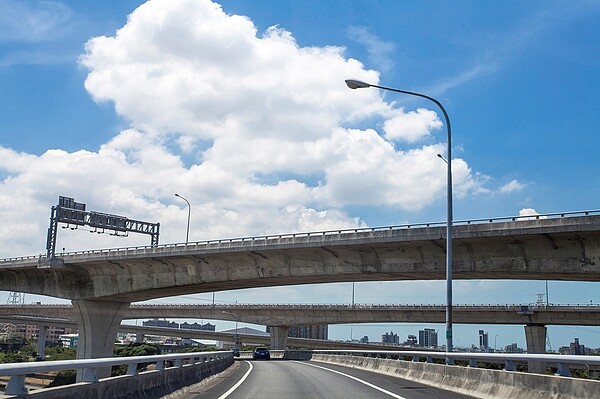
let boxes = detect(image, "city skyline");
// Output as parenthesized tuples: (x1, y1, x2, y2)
(1, 0, 599, 348)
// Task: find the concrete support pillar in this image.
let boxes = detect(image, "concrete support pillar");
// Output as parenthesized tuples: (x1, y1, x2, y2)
(36, 325, 48, 360)
(72, 299, 130, 380)
(269, 326, 289, 350)
(136, 333, 144, 344)
(524, 324, 547, 374)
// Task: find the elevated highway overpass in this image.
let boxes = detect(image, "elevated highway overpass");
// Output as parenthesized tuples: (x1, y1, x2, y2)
(1, 303, 598, 358)
(1, 302, 599, 327)
(0, 315, 399, 351)
(0, 211, 598, 372)
(1, 212, 599, 302)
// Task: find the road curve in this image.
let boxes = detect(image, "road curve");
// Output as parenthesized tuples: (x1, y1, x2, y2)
(184, 359, 474, 399)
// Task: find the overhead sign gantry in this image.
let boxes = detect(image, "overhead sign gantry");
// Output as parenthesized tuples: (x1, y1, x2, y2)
(46, 196, 160, 260)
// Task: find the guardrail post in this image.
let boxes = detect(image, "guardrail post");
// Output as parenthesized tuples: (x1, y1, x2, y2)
(412, 354, 419, 362)
(175, 358, 183, 367)
(556, 363, 571, 377)
(156, 360, 165, 370)
(5, 375, 27, 396)
(504, 360, 515, 372)
(126, 362, 138, 376)
(81, 367, 98, 382)
(426, 356, 433, 363)
(469, 358, 477, 368)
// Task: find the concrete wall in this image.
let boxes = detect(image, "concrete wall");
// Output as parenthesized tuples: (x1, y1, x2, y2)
(312, 354, 600, 399)
(24, 357, 233, 399)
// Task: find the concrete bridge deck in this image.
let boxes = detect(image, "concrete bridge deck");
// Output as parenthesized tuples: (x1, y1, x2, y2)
(0, 212, 598, 302)
(1, 303, 599, 327)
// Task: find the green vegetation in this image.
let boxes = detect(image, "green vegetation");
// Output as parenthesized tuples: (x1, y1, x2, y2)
(112, 343, 161, 377)
(44, 346, 76, 361)
(175, 345, 219, 353)
(47, 370, 76, 388)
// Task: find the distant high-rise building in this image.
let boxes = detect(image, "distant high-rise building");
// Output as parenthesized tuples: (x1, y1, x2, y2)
(479, 330, 489, 350)
(359, 336, 369, 343)
(382, 331, 399, 344)
(562, 338, 590, 355)
(419, 328, 438, 347)
(505, 343, 524, 353)
(406, 334, 417, 346)
(287, 325, 328, 340)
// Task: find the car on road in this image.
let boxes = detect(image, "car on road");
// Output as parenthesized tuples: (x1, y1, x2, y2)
(230, 348, 240, 357)
(252, 347, 270, 360)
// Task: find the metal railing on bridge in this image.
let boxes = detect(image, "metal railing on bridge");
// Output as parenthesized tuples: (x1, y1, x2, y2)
(0, 349, 598, 396)
(0, 350, 232, 396)
(1, 209, 598, 263)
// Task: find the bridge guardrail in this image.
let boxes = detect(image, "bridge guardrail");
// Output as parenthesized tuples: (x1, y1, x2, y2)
(2, 209, 599, 263)
(0, 349, 597, 396)
(0, 350, 232, 396)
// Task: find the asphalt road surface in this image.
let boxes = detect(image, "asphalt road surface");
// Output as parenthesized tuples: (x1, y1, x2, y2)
(181, 359, 475, 399)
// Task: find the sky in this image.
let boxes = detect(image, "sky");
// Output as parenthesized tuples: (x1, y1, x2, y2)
(1, 0, 599, 350)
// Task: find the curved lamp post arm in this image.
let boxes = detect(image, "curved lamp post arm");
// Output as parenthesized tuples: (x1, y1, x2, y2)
(345, 79, 454, 358)
(174, 193, 191, 244)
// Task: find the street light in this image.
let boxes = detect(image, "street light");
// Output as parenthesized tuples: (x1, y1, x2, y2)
(174, 193, 191, 244)
(222, 311, 239, 348)
(345, 79, 454, 359)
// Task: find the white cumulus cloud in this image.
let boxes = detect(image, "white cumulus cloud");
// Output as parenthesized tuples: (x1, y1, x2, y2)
(500, 179, 525, 193)
(0, 0, 487, 258)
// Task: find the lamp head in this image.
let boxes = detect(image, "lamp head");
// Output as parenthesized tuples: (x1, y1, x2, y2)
(437, 153, 448, 164)
(345, 79, 371, 89)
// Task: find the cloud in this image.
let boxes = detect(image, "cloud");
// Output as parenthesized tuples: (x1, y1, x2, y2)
(0, 0, 72, 43)
(347, 26, 395, 72)
(383, 108, 443, 143)
(500, 179, 525, 194)
(518, 208, 547, 220)
(0, 0, 487, 258)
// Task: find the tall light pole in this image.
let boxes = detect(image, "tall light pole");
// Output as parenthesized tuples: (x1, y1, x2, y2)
(345, 79, 454, 359)
(174, 193, 191, 244)
(222, 311, 239, 348)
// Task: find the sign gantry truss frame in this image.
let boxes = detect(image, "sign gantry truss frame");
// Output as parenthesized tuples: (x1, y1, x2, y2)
(46, 196, 160, 259)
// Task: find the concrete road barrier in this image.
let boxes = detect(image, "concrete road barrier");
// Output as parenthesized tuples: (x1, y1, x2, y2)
(312, 354, 600, 399)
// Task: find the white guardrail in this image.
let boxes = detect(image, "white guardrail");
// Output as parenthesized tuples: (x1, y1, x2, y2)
(310, 349, 600, 377)
(0, 350, 232, 396)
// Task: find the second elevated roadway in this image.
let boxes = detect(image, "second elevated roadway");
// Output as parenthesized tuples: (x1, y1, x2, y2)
(1, 303, 599, 327)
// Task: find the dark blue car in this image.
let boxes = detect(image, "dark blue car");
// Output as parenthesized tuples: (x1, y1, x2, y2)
(252, 347, 270, 360)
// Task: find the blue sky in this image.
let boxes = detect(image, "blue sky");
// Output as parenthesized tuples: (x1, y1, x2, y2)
(1, 0, 599, 350)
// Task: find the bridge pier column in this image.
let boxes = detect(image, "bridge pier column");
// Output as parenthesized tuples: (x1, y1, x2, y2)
(524, 324, 547, 373)
(136, 333, 144, 343)
(36, 325, 47, 360)
(72, 299, 130, 380)
(269, 326, 289, 350)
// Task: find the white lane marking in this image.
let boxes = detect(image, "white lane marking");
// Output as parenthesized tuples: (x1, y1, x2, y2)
(218, 360, 253, 399)
(295, 361, 408, 399)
